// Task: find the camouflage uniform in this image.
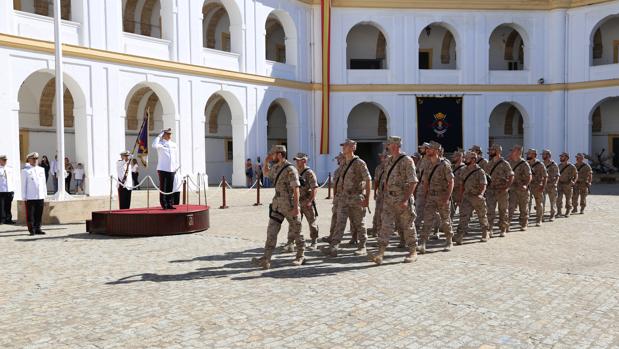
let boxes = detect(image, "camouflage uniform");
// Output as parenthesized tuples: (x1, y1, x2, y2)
(486, 157, 514, 235)
(543, 159, 559, 221)
(329, 165, 343, 237)
(451, 162, 466, 218)
(528, 159, 548, 225)
(378, 153, 418, 250)
(297, 166, 319, 241)
(420, 157, 454, 249)
(371, 160, 387, 236)
(255, 159, 303, 268)
(557, 161, 577, 217)
(508, 157, 532, 230)
(455, 163, 489, 243)
(414, 155, 431, 229)
(572, 161, 592, 213)
(330, 156, 371, 248)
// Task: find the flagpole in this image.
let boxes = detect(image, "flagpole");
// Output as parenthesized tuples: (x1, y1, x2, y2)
(52, 0, 70, 201)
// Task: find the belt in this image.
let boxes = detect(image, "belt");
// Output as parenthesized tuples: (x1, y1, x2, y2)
(388, 191, 398, 196)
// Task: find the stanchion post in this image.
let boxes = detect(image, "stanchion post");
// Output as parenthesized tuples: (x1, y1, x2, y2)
(198, 173, 202, 206)
(326, 172, 332, 199)
(109, 176, 113, 212)
(146, 184, 150, 212)
(253, 179, 263, 206)
(219, 176, 229, 209)
(182, 176, 187, 205)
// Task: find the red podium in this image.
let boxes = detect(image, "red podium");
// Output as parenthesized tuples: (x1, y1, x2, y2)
(86, 205, 210, 237)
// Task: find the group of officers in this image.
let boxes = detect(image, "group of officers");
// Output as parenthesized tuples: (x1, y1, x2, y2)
(252, 137, 593, 269)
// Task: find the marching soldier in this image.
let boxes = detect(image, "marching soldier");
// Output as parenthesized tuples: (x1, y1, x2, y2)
(486, 144, 514, 237)
(470, 145, 489, 170)
(322, 153, 345, 244)
(542, 150, 559, 222)
(419, 141, 454, 253)
(414, 142, 431, 230)
(369, 151, 388, 238)
(117, 151, 133, 210)
(369, 136, 418, 264)
(557, 152, 578, 218)
(451, 149, 466, 219)
(292, 153, 319, 249)
(0, 155, 16, 224)
(322, 139, 371, 257)
(455, 151, 490, 244)
(21, 152, 47, 235)
(252, 145, 304, 269)
(572, 153, 592, 214)
(527, 149, 547, 227)
(508, 145, 532, 231)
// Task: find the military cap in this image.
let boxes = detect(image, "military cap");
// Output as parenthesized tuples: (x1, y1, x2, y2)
(511, 144, 523, 152)
(339, 139, 357, 146)
(576, 153, 585, 158)
(386, 136, 402, 146)
(0, 155, 6, 160)
(26, 152, 39, 160)
(453, 147, 465, 155)
(465, 151, 478, 160)
(542, 149, 552, 155)
(270, 145, 287, 154)
(469, 145, 482, 153)
(418, 142, 430, 149)
(161, 128, 172, 134)
(428, 141, 442, 150)
(293, 152, 309, 160)
(120, 150, 131, 156)
(489, 144, 503, 152)
(560, 152, 570, 158)
(527, 148, 537, 154)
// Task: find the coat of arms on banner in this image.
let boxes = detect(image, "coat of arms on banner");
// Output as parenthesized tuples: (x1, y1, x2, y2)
(431, 112, 449, 138)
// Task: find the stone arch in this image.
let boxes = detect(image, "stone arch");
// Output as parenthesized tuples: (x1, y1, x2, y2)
(346, 22, 388, 69)
(346, 101, 389, 173)
(265, 10, 298, 65)
(588, 97, 619, 166)
(418, 22, 459, 70)
(590, 15, 619, 66)
(489, 101, 528, 151)
(489, 24, 527, 71)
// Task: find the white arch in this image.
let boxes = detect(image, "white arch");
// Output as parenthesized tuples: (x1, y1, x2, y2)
(488, 22, 529, 70)
(587, 95, 619, 155)
(589, 14, 619, 66)
(417, 21, 461, 69)
(488, 101, 530, 150)
(202, 0, 243, 54)
(346, 101, 390, 141)
(266, 10, 298, 66)
(124, 81, 176, 127)
(345, 21, 389, 69)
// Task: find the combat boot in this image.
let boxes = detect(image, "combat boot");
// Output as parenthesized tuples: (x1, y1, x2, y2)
(444, 235, 453, 251)
(499, 229, 506, 237)
(454, 231, 464, 245)
(307, 239, 317, 250)
(354, 241, 367, 256)
(320, 244, 338, 257)
(580, 208, 585, 214)
(403, 248, 418, 263)
(368, 245, 386, 265)
(418, 240, 427, 254)
(292, 250, 305, 266)
(251, 250, 272, 270)
(282, 241, 295, 253)
(571, 208, 578, 214)
(480, 230, 489, 242)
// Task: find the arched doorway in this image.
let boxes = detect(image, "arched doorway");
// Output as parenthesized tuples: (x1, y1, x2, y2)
(204, 93, 233, 183)
(17, 70, 87, 194)
(347, 102, 388, 174)
(590, 97, 619, 168)
(418, 23, 457, 70)
(489, 24, 526, 71)
(591, 15, 619, 66)
(124, 84, 173, 186)
(267, 101, 287, 151)
(489, 102, 525, 151)
(123, 0, 162, 38)
(346, 23, 387, 69)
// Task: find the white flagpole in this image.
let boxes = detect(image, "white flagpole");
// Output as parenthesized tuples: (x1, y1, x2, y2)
(52, 0, 70, 201)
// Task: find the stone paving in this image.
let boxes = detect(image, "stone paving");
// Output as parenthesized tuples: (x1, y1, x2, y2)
(0, 184, 618, 348)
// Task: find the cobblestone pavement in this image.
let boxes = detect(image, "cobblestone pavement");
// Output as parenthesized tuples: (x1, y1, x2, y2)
(1, 185, 618, 349)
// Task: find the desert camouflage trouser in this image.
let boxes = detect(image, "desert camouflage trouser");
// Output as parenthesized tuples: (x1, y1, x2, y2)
(372, 192, 384, 233)
(571, 183, 589, 211)
(331, 194, 367, 245)
(266, 204, 303, 255)
(530, 189, 544, 224)
(557, 183, 573, 215)
(544, 185, 558, 219)
(288, 201, 318, 242)
(486, 188, 509, 233)
(379, 194, 417, 248)
(508, 188, 530, 228)
(421, 194, 452, 241)
(457, 194, 489, 237)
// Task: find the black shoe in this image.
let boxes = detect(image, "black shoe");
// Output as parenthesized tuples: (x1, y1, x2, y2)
(29, 231, 35, 236)
(4, 220, 16, 225)
(167, 206, 176, 210)
(35, 231, 46, 235)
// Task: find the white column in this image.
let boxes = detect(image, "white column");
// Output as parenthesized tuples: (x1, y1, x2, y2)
(0, 0, 13, 34)
(188, 0, 204, 65)
(231, 119, 247, 187)
(53, 0, 69, 200)
(104, 0, 123, 52)
(161, 0, 179, 61)
(72, 0, 90, 47)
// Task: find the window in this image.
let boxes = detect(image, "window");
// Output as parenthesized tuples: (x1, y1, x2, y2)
(276, 44, 286, 64)
(225, 139, 233, 161)
(419, 49, 432, 69)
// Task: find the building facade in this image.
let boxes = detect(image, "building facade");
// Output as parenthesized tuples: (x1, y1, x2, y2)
(1, 0, 618, 198)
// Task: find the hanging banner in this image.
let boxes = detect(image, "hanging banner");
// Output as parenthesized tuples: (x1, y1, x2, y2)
(416, 97, 463, 152)
(319, 0, 331, 154)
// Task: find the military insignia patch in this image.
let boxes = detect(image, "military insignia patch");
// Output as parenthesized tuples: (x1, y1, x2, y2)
(431, 112, 449, 138)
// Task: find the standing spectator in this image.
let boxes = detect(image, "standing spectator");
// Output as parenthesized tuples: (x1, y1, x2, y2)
(254, 157, 263, 186)
(245, 158, 254, 187)
(131, 159, 139, 190)
(50, 155, 59, 193)
(21, 152, 47, 235)
(73, 163, 85, 194)
(0, 155, 16, 224)
(39, 155, 51, 187)
(64, 157, 74, 194)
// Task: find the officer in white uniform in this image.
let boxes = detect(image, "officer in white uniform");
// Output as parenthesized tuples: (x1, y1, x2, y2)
(117, 151, 134, 209)
(152, 128, 179, 209)
(21, 152, 47, 235)
(0, 155, 16, 224)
